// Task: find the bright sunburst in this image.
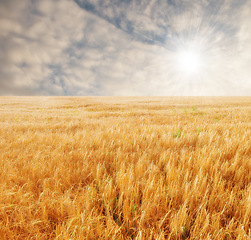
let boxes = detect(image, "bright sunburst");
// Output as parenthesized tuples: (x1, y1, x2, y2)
(177, 49, 202, 74)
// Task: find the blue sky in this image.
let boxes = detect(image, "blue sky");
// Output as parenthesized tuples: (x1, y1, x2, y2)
(0, 0, 250, 96)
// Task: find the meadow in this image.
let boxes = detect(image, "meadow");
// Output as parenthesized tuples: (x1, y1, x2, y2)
(0, 96, 250, 239)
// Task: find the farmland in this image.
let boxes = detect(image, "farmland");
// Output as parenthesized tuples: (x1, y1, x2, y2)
(0, 97, 250, 239)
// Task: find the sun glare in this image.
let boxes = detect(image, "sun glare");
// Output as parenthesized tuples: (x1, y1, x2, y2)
(177, 49, 202, 74)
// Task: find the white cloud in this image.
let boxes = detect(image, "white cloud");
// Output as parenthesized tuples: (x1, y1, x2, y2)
(0, 0, 92, 95)
(0, 0, 250, 96)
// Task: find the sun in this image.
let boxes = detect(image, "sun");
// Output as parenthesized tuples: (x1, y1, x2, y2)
(177, 49, 202, 74)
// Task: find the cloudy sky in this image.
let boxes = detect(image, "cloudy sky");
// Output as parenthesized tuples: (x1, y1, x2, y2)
(0, 0, 250, 96)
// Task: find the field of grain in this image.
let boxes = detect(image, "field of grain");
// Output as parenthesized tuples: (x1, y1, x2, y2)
(0, 97, 250, 239)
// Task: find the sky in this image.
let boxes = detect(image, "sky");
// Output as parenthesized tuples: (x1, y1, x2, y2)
(0, 0, 251, 96)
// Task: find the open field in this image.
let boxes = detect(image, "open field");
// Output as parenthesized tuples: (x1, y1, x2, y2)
(0, 96, 250, 239)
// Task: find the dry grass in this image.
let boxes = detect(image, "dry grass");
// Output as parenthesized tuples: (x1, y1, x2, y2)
(0, 96, 250, 240)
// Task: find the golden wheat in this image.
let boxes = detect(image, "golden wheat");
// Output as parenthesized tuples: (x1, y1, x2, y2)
(0, 96, 250, 239)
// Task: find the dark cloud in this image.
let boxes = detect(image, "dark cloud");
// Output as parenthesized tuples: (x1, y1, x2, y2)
(0, 0, 250, 96)
(74, 0, 246, 49)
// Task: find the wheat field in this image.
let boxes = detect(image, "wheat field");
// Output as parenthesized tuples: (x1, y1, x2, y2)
(0, 97, 250, 239)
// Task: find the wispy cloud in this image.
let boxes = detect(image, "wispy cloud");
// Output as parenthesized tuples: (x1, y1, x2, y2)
(0, 0, 250, 96)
